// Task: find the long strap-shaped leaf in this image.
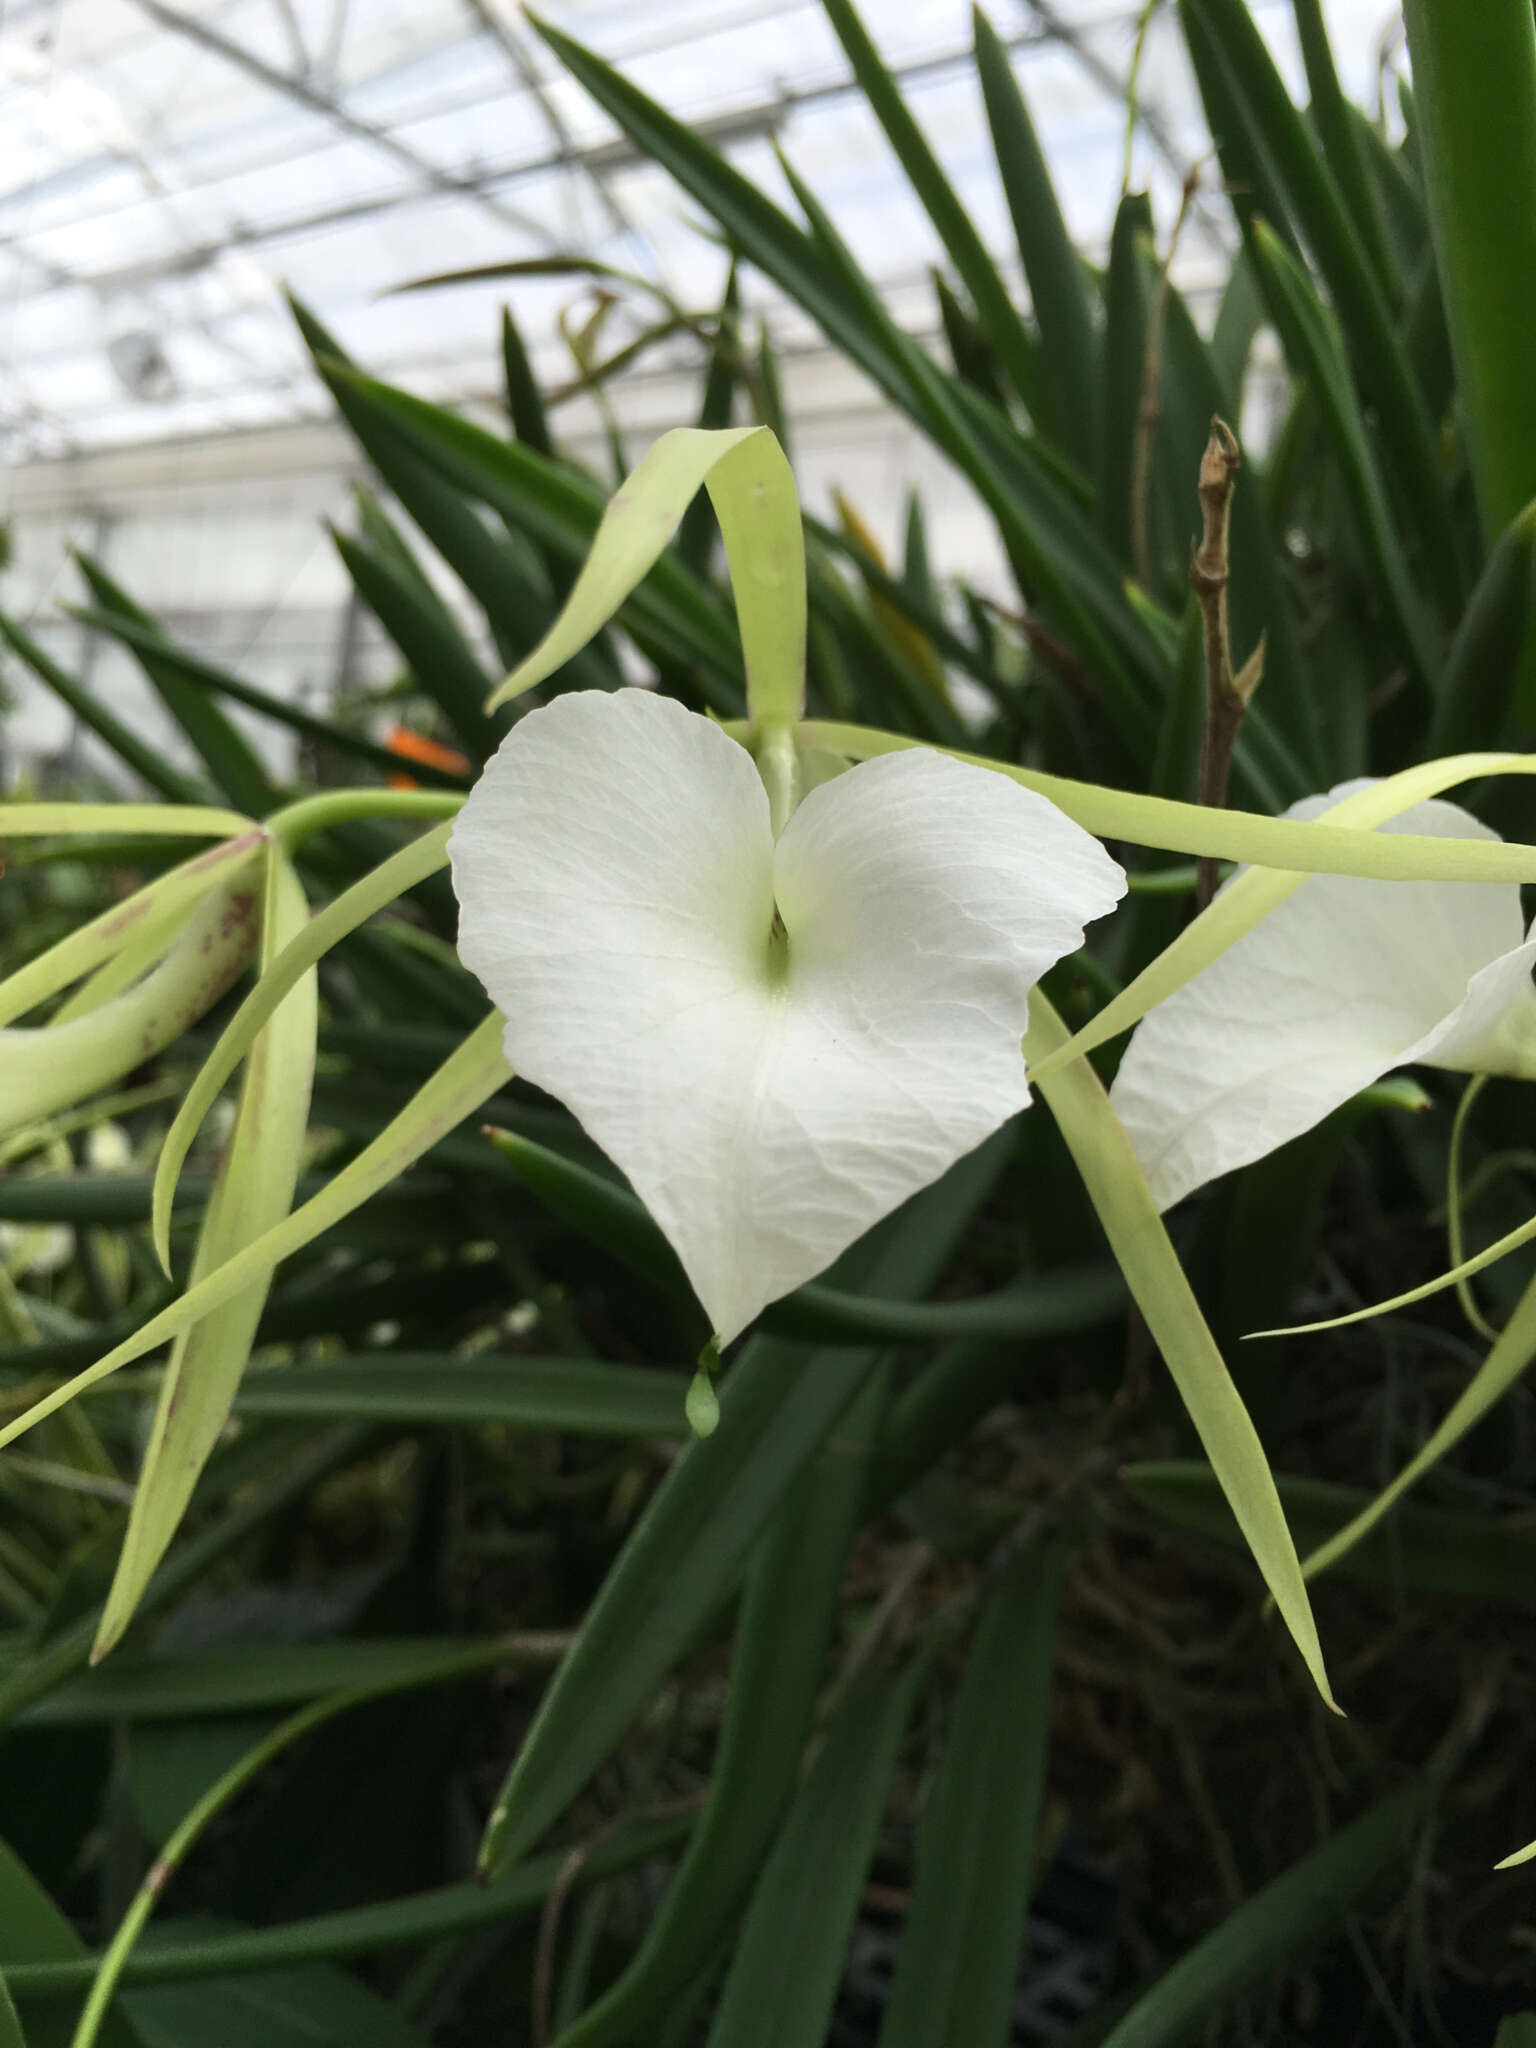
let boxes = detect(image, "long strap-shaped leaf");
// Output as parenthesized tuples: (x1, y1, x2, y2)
(1404, 0, 1536, 539)
(877, 1545, 1062, 2048)
(551, 1375, 887, 2041)
(0, 1013, 510, 1456)
(704, 1660, 919, 2048)
(94, 846, 319, 1658)
(1026, 991, 1332, 1705)
(1247, 220, 1436, 694)
(1179, 0, 1463, 615)
(474, 1138, 1006, 1874)
(1098, 1783, 1429, 2047)
(821, 0, 1043, 421)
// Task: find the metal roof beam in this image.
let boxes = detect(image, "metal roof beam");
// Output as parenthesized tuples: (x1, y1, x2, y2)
(123, 0, 573, 253)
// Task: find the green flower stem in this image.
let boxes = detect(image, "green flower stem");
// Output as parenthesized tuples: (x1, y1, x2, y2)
(67, 1633, 570, 2048)
(1404, 0, 1536, 538)
(753, 722, 801, 838)
(264, 787, 463, 853)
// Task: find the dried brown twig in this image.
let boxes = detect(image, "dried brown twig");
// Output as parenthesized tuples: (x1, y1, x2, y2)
(1191, 418, 1266, 912)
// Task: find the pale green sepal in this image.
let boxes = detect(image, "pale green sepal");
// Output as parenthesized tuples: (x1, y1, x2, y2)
(0, 830, 264, 1028)
(0, 1012, 511, 1460)
(797, 723, 1536, 880)
(1026, 990, 1335, 1708)
(0, 802, 253, 839)
(485, 424, 765, 710)
(1295, 1266, 1536, 1595)
(150, 820, 454, 1273)
(0, 867, 264, 1144)
(1250, 1198, 1536, 1341)
(704, 426, 806, 727)
(94, 847, 319, 1659)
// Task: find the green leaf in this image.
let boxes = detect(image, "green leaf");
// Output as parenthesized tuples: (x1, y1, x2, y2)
(0, 610, 204, 805)
(330, 528, 498, 757)
(475, 1137, 1005, 1874)
(1246, 219, 1437, 694)
(1494, 2018, 1536, 2047)
(1180, 0, 1464, 614)
(553, 1374, 888, 2041)
(529, 14, 1164, 738)
(1210, 243, 1264, 401)
(125, 1963, 429, 2048)
(289, 293, 563, 675)
(62, 606, 466, 790)
(933, 272, 1007, 410)
(0, 1975, 22, 2048)
(973, 4, 1098, 466)
(822, 0, 1042, 419)
(1403, 0, 1536, 537)
(0, 1834, 144, 2048)
(705, 1661, 918, 2048)
(2, 1815, 688, 1997)
(1025, 992, 1332, 1706)
(1126, 1460, 1536, 1607)
(679, 264, 741, 576)
(95, 849, 319, 1657)
(1428, 501, 1536, 756)
(877, 1546, 1060, 2048)
(502, 304, 554, 455)
(15, 1636, 557, 1726)
(232, 1353, 690, 1435)
(1291, 0, 1398, 303)
(0, 1424, 370, 1736)
(1098, 1785, 1429, 2047)
(483, 1124, 1124, 1345)
(72, 557, 277, 817)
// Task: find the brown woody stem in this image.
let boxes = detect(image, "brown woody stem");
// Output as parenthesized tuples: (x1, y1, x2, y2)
(1191, 417, 1264, 912)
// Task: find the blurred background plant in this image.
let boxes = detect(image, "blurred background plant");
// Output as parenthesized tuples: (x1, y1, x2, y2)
(4, 1, 1536, 2043)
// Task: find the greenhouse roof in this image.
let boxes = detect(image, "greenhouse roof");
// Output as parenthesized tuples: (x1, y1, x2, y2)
(0, 0, 1402, 465)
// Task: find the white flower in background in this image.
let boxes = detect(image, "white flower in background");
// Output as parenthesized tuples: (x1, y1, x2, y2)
(1112, 781, 1536, 1211)
(450, 689, 1125, 1343)
(0, 1221, 74, 1276)
(86, 1120, 133, 1172)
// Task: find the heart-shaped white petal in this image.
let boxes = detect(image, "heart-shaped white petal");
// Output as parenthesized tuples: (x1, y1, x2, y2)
(450, 690, 1125, 1340)
(1111, 781, 1536, 1211)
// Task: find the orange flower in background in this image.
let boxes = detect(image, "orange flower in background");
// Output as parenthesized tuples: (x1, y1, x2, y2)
(383, 723, 470, 789)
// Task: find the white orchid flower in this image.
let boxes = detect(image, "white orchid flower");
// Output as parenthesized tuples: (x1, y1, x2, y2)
(450, 688, 1125, 1344)
(1111, 780, 1536, 1210)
